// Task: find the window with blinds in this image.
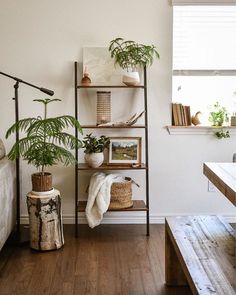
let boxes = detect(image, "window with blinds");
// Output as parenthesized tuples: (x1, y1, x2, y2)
(172, 6, 236, 119)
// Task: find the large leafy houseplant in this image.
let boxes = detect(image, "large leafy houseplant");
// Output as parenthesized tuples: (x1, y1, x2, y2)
(6, 98, 83, 192)
(109, 37, 160, 86)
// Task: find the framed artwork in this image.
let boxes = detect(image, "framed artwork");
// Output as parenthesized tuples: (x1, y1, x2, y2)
(108, 137, 142, 165)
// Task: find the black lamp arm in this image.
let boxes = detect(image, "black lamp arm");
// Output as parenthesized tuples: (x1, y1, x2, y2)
(0, 71, 54, 96)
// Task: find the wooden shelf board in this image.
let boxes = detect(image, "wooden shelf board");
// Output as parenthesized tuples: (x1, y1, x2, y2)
(77, 163, 147, 170)
(77, 85, 145, 89)
(81, 125, 146, 129)
(167, 125, 236, 135)
(78, 200, 148, 212)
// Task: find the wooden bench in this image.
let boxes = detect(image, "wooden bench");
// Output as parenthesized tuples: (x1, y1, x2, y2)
(165, 216, 236, 295)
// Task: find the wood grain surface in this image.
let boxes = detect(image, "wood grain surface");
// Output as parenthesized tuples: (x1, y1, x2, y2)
(204, 162, 236, 206)
(0, 225, 192, 295)
(165, 216, 236, 295)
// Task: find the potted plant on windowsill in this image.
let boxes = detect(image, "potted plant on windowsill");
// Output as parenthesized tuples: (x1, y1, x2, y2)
(5, 98, 83, 194)
(83, 134, 110, 168)
(209, 101, 230, 139)
(109, 37, 160, 86)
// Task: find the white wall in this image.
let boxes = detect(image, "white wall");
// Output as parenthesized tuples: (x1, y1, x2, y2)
(0, 0, 235, 224)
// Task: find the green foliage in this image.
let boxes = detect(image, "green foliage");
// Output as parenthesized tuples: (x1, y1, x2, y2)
(6, 98, 83, 172)
(209, 101, 229, 127)
(214, 129, 230, 139)
(109, 37, 160, 71)
(83, 134, 110, 154)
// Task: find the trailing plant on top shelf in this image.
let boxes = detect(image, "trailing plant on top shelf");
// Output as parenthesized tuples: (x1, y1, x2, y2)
(109, 37, 160, 86)
(6, 98, 83, 192)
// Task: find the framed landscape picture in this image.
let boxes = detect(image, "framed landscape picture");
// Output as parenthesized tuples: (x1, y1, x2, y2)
(108, 137, 142, 165)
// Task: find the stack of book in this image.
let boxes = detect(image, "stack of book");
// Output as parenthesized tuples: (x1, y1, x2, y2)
(172, 103, 191, 126)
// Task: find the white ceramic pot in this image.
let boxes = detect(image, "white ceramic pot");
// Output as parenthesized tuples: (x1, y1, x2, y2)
(84, 152, 104, 168)
(122, 71, 140, 86)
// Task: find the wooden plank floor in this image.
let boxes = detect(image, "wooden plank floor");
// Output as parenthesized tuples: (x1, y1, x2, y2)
(0, 225, 192, 295)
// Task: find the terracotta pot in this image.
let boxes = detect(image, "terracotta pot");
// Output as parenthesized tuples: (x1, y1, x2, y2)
(31, 172, 53, 192)
(84, 152, 104, 168)
(122, 71, 140, 86)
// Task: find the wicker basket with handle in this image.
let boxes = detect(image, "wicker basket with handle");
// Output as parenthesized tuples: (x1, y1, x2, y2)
(109, 177, 139, 210)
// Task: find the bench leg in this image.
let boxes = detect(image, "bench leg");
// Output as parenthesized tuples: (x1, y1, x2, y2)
(165, 224, 188, 286)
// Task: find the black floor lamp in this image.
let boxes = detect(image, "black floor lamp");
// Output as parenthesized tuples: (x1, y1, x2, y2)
(0, 71, 54, 241)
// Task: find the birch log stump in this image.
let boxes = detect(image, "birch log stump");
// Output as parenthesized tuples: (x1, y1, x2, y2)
(26, 189, 64, 251)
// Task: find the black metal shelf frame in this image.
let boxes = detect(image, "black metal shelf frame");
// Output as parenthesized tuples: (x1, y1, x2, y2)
(74, 61, 150, 237)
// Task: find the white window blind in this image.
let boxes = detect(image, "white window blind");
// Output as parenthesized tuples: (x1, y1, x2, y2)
(172, 0, 236, 5)
(173, 6, 236, 71)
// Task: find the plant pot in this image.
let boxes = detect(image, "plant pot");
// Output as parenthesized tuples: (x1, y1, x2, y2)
(84, 152, 104, 168)
(122, 71, 140, 86)
(31, 172, 53, 192)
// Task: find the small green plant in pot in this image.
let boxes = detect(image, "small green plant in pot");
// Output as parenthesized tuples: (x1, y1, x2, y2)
(109, 37, 160, 86)
(83, 133, 110, 168)
(6, 98, 83, 193)
(208, 101, 230, 139)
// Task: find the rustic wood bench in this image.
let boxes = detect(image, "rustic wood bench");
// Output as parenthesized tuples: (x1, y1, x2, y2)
(165, 216, 236, 295)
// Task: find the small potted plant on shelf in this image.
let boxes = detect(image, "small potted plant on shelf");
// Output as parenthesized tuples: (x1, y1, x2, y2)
(83, 133, 110, 168)
(208, 101, 230, 139)
(6, 98, 83, 193)
(109, 37, 160, 86)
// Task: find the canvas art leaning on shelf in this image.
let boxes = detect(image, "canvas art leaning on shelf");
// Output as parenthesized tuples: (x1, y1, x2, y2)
(108, 137, 142, 166)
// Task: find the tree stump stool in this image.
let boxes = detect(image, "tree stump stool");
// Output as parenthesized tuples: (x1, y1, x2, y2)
(26, 189, 64, 251)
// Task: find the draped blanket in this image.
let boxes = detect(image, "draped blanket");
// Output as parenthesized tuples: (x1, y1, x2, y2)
(85, 173, 123, 228)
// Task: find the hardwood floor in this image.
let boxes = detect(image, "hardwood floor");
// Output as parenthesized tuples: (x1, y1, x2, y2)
(0, 225, 191, 295)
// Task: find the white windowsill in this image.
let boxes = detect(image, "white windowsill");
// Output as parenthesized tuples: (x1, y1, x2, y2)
(167, 125, 236, 135)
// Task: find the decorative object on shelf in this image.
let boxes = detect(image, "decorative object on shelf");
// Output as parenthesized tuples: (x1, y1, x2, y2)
(96, 91, 111, 124)
(84, 153, 104, 168)
(83, 133, 110, 168)
(109, 37, 160, 86)
(172, 103, 191, 126)
(230, 113, 236, 126)
(81, 67, 91, 86)
(27, 189, 64, 251)
(83, 47, 123, 85)
(98, 111, 145, 127)
(208, 101, 229, 127)
(208, 102, 230, 139)
(122, 72, 140, 86)
(109, 176, 139, 210)
(6, 98, 83, 193)
(191, 111, 202, 126)
(108, 137, 141, 166)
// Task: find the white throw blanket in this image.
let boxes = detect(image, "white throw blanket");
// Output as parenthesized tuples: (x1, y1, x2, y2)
(85, 172, 123, 228)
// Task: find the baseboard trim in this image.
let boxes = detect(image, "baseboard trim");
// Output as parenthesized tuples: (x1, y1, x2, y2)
(20, 213, 236, 225)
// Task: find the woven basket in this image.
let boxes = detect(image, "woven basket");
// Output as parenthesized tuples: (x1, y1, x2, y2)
(109, 177, 133, 210)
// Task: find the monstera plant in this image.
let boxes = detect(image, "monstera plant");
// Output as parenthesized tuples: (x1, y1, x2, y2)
(6, 98, 83, 193)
